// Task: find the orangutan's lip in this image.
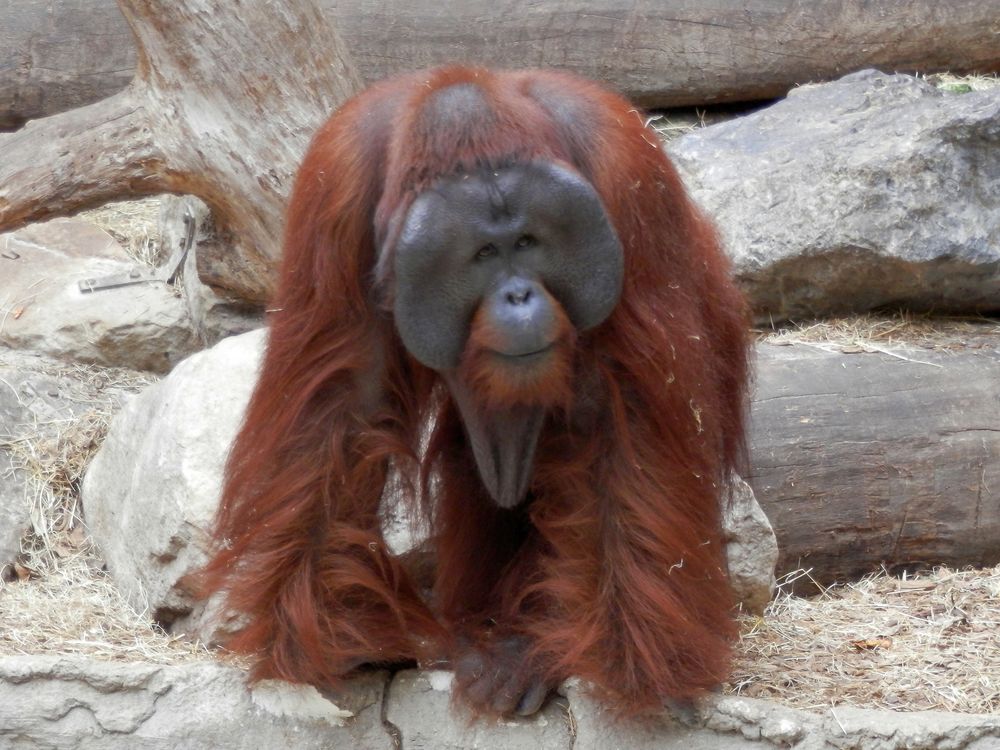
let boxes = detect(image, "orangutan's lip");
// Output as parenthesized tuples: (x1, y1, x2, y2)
(492, 344, 554, 361)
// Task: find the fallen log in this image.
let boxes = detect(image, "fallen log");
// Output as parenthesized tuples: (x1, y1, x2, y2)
(4, 0, 1000, 128)
(750, 336, 1000, 588)
(0, 0, 135, 130)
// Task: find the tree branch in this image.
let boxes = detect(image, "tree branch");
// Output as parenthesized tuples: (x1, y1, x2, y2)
(0, 87, 169, 232)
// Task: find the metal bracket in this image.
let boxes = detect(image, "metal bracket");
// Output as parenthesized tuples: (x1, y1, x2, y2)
(79, 266, 161, 293)
(162, 206, 197, 284)
(79, 207, 197, 294)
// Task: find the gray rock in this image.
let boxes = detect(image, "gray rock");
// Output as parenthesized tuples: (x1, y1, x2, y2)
(563, 681, 797, 750)
(81, 329, 265, 640)
(820, 704, 1000, 749)
(0, 219, 197, 373)
(723, 476, 777, 615)
(669, 70, 1000, 321)
(562, 681, 1000, 750)
(0, 655, 391, 749)
(0, 375, 32, 573)
(0, 453, 23, 576)
(3, 656, 998, 749)
(0, 474, 27, 575)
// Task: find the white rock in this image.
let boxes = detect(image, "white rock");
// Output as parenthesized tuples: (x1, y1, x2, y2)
(82, 329, 265, 639)
(0, 218, 197, 372)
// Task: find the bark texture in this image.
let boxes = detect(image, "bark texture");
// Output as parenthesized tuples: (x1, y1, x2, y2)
(750, 338, 1000, 588)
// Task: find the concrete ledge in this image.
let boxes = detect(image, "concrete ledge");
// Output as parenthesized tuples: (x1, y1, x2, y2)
(2, 656, 998, 749)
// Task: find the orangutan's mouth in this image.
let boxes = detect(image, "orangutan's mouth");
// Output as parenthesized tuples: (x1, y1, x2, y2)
(492, 344, 555, 362)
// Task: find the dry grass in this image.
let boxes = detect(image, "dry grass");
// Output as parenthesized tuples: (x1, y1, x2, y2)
(649, 105, 757, 142)
(730, 566, 1000, 714)
(0, 544, 214, 664)
(648, 110, 708, 141)
(11, 411, 109, 576)
(0, 361, 212, 664)
(1, 362, 153, 577)
(759, 312, 1000, 353)
(927, 72, 1000, 93)
(76, 197, 163, 267)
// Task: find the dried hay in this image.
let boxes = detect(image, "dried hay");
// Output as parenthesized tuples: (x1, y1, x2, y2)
(11, 410, 108, 577)
(649, 105, 756, 142)
(77, 196, 163, 267)
(1, 361, 153, 577)
(0, 541, 214, 665)
(649, 110, 708, 141)
(0, 361, 214, 664)
(729, 567, 1000, 714)
(760, 312, 1000, 353)
(927, 72, 1000, 93)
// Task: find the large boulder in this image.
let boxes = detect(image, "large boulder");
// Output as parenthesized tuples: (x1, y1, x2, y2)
(81, 329, 264, 638)
(669, 70, 1000, 321)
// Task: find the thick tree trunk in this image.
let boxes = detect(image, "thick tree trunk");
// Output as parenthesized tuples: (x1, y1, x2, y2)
(750, 337, 1000, 589)
(0, 0, 361, 303)
(4, 0, 999, 128)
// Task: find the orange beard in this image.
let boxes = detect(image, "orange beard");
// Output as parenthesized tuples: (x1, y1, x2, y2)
(457, 291, 577, 413)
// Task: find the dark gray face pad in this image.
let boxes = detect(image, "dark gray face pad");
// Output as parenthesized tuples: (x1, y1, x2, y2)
(390, 161, 624, 371)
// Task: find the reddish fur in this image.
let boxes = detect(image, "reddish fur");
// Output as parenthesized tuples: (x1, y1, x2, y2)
(201, 66, 751, 716)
